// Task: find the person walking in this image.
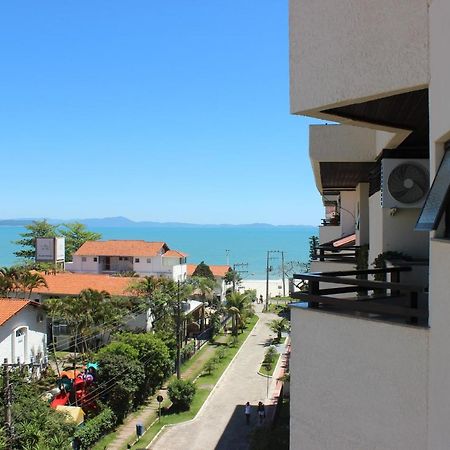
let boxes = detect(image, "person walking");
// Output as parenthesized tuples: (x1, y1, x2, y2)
(244, 401, 251, 425)
(257, 401, 265, 424)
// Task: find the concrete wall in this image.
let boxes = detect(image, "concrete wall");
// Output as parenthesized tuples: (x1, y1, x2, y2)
(428, 2, 450, 446)
(290, 307, 429, 450)
(368, 191, 429, 265)
(290, 0, 429, 116)
(0, 306, 47, 364)
(71, 255, 99, 273)
(319, 225, 341, 245)
(340, 191, 357, 237)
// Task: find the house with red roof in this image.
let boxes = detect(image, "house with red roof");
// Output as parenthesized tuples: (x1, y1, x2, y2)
(186, 263, 231, 302)
(66, 240, 187, 279)
(0, 299, 47, 366)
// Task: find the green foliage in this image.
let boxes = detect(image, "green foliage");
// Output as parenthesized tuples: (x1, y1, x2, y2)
(73, 407, 117, 449)
(308, 235, 319, 260)
(224, 269, 242, 291)
(60, 222, 102, 261)
(96, 349, 145, 422)
(13, 219, 102, 262)
(14, 219, 59, 259)
(96, 341, 139, 360)
(225, 291, 253, 336)
(192, 261, 215, 280)
(216, 347, 226, 360)
(269, 318, 289, 341)
(263, 346, 278, 371)
(167, 379, 196, 411)
(372, 251, 411, 281)
(203, 358, 217, 375)
(0, 374, 76, 449)
(115, 333, 172, 400)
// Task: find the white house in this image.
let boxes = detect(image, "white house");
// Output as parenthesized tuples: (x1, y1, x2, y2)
(66, 240, 187, 279)
(0, 299, 47, 365)
(289, 1, 450, 449)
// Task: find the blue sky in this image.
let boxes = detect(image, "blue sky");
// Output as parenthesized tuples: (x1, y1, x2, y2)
(0, 1, 323, 226)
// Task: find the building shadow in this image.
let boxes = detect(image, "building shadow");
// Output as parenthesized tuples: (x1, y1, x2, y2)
(214, 403, 277, 450)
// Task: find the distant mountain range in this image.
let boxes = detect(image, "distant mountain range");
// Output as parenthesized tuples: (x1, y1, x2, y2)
(0, 216, 316, 228)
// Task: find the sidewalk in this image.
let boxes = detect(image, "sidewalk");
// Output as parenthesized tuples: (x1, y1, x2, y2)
(107, 343, 217, 450)
(149, 306, 278, 450)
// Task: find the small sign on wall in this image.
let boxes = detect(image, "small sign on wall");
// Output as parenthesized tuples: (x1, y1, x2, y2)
(36, 237, 65, 262)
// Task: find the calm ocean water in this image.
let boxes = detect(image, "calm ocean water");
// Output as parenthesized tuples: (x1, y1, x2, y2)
(0, 225, 317, 279)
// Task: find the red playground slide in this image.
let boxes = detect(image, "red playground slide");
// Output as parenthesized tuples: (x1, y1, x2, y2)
(50, 392, 70, 408)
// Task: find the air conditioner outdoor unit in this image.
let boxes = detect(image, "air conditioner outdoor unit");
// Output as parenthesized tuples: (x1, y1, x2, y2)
(381, 159, 429, 208)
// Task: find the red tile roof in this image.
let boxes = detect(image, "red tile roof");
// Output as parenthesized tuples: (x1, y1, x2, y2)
(163, 250, 188, 258)
(0, 299, 33, 326)
(186, 264, 231, 278)
(33, 273, 135, 297)
(74, 240, 168, 257)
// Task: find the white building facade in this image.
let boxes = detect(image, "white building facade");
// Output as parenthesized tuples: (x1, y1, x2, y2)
(0, 300, 47, 365)
(66, 240, 187, 279)
(290, 1, 450, 449)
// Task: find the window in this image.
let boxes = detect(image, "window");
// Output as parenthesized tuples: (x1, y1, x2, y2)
(119, 257, 123, 261)
(82, 257, 87, 262)
(147, 258, 152, 263)
(93, 257, 98, 262)
(416, 143, 450, 232)
(135, 258, 140, 263)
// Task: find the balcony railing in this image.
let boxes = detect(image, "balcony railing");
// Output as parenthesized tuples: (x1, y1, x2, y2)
(291, 267, 428, 326)
(312, 244, 358, 264)
(321, 218, 340, 226)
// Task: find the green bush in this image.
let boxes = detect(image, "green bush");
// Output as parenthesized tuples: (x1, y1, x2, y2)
(203, 358, 218, 375)
(74, 407, 117, 449)
(216, 347, 226, 360)
(167, 379, 196, 411)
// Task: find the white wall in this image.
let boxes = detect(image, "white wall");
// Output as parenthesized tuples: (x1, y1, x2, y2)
(290, 306, 429, 450)
(70, 255, 100, 273)
(0, 306, 47, 364)
(340, 191, 357, 237)
(369, 191, 429, 265)
(290, 0, 429, 116)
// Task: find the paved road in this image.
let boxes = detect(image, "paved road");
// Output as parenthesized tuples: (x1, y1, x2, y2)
(149, 306, 277, 450)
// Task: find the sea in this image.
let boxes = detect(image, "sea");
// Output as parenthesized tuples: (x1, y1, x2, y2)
(0, 225, 317, 279)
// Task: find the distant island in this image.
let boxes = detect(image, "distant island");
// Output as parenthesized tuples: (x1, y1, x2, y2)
(0, 216, 317, 228)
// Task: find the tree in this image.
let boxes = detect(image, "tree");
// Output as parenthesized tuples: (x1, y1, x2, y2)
(60, 222, 102, 261)
(115, 333, 173, 402)
(224, 269, 242, 292)
(0, 374, 76, 449)
(167, 379, 196, 411)
(14, 219, 59, 259)
(225, 291, 253, 336)
(269, 318, 289, 341)
(189, 276, 217, 330)
(95, 346, 145, 422)
(192, 261, 215, 280)
(17, 271, 48, 299)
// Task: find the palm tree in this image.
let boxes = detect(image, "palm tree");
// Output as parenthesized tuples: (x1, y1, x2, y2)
(17, 271, 48, 299)
(190, 276, 216, 330)
(0, 266, 22, 296)
(225, 291, 253, 336)
(269, 318, 289, 341)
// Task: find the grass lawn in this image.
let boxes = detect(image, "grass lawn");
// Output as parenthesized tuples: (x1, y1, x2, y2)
(258, 353, 281, 377)
(128, 314, 259, 449)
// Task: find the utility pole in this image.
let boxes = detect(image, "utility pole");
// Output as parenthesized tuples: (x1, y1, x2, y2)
(265, 251, 270, 311)
(176, 281, 181, 380)
(232, 263, 248, 292)
(225, 249, 230, 266)
(281, 251, 286, 297)
(3, 359, 13, 450)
